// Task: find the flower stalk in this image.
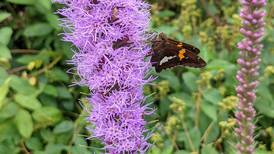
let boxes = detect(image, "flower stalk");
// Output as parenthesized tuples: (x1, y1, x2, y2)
(235, 0, 266, 153)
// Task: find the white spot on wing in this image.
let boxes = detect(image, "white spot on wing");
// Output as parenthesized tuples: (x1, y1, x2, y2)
(159, 56, 176, 65)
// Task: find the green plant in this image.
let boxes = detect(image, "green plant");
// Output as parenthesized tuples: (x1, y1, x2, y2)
(0, 0, 273, 153)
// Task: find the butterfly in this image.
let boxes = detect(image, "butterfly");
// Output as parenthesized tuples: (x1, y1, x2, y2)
(150, 33, 206, 72)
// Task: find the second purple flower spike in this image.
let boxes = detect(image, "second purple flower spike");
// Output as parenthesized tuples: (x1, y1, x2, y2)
(235, 0, 266, 153)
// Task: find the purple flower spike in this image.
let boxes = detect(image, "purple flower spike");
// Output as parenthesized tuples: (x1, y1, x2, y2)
(55, 0, 153, 153)
(235, 0, 266, 153)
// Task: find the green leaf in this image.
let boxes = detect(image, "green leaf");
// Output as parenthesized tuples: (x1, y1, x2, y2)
(16, 51, 50, 64)
(154, 25, 177, 35)
(0, 27, 13, 45)
(208, 2, 219, 16)
(255, 97, 274, 118)
(0, 44, 11, 60)
(257, 81, 273, 103)
(39, 94, 57, 106)
(57, 86, 72, 99)
(188, 127, 201, 151)
(46, 14, 60, 30)
(14, 94, 41, 110)
(159, 97, 170, 117)
(0, 119, 20, 141)
(0, 12, 11, 23)
(62, 100, 74, 111)
(254, 149, 270, 154)
(158, 10, 175, 18)
(56, 132, 72, 144)
(174, 150, 190, 154)
(0, 141, 20, 154)
(34, 0, 51, 14)
(159, 70, 181, 91)
(43, 84, 58, 97)
(0, 67, 8, 84)
(206, 59, 236, 71)
(39, 0, 51, 10)
(6, 0, 34, 5)
(71, 136, 94, 154)
(74, 136, 88, 147)
(204, 122, 220, 143)
(255, 81, 274, 118)
(10, 76, 37, 95)
(15, 109, 33, 138)
(23, 23, 53, 37)
(16, 55, 37, 64)
(0, 102, 18, 121)
(161, 145, 173, 154)
(44, 144, 68, 154)
(201, 102, 217, 121)
(0, 77, 11, 108)
(150, 146, 162, 154)
(71, 145, 91, 154)
(182, 72, 198, 91)
(168, 92, 193, 106)
(202, 89, 222, 104)
(40, 128, 55, 143)
(53, 120, 74, 134)
(26, 136, 43, 150)
(47, 68, 69, 82)
(33, 106, 62, 126)
(199, 45, 217, 62)
(201, 144, 218, 154)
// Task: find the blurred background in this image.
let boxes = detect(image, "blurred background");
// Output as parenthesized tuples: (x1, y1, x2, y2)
(0, 0, 273, 154)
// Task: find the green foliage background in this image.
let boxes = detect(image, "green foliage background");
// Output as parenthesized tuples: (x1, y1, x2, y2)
(0, 0, 273, 153)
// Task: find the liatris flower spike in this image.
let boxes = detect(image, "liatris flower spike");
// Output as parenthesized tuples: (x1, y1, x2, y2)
(235, 0, 266, 154)
(55, 0, 153, 153)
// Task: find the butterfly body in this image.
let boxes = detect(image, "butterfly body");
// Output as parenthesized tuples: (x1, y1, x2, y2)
(151, 33, 206, 72)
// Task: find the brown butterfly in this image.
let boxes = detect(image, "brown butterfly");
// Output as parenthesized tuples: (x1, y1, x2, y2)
(150, 33, 206, 72)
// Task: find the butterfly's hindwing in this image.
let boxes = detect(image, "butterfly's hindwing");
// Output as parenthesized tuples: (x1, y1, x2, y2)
(159, 56, 177, 66)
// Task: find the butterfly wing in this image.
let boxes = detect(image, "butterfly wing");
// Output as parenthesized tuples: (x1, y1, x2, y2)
(154, 56, 181, 72)
(179, 49, 206, 68)
(151, 33, 206, 72)
(154, 50, 206, 72)
(151, 33, 178, 68)
(181, 42, 200, 54)
(159, 33, 200, 54)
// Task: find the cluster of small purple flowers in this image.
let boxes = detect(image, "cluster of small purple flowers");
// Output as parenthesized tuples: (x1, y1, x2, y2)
(235, 0, 266, 153)
(55, 0, 153, 153)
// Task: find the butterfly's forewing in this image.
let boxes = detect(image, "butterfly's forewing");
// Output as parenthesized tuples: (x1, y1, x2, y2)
(179, 49, 206, 67)
(159, 33, 200, 54)
(151, 33, 179, 66)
